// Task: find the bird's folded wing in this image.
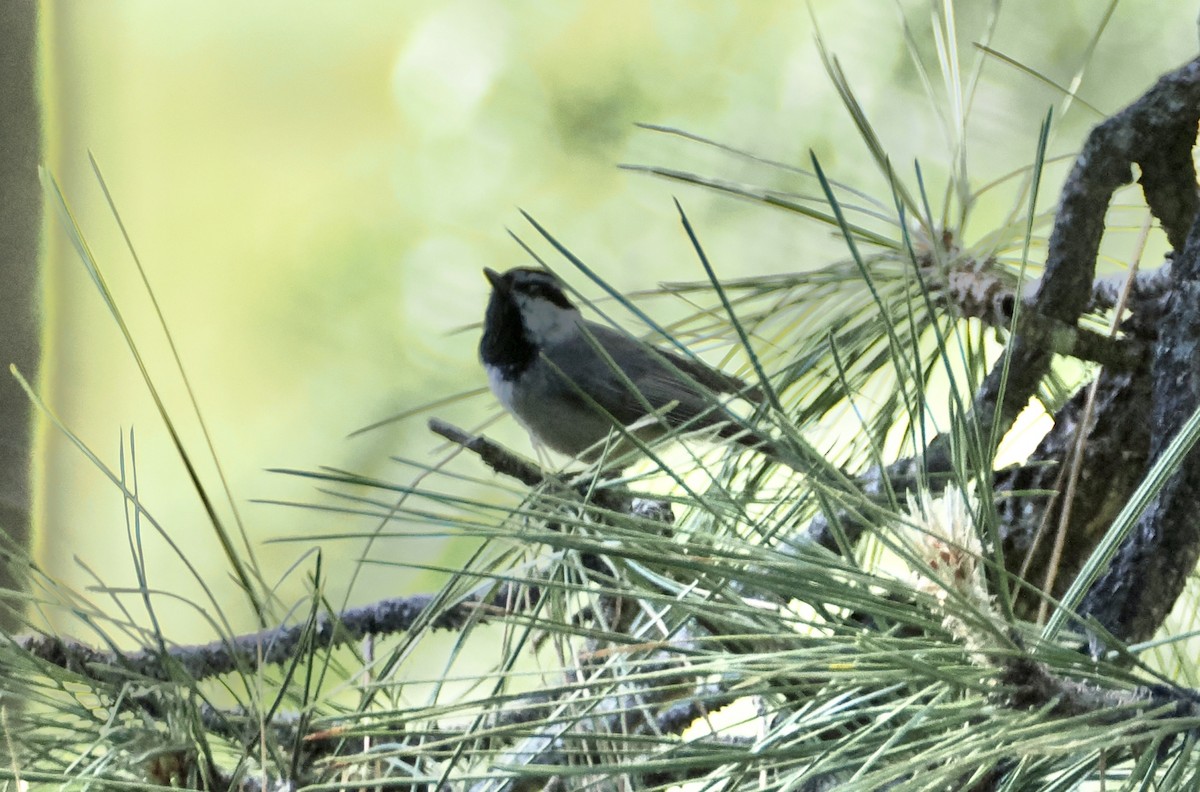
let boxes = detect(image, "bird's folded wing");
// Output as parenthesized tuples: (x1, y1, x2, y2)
(545, 323, 757, 428)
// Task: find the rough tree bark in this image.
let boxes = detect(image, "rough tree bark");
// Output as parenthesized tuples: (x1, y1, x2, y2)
(994, 57, 1200, 643)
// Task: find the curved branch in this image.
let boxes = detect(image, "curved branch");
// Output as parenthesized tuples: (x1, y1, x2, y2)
(949, 56, 1200, 468)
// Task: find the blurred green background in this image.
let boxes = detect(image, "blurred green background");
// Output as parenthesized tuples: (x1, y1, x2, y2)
(32, 1, 1197, 641)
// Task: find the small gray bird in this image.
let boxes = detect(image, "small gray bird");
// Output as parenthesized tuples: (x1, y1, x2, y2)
(479, 266, 772, 464)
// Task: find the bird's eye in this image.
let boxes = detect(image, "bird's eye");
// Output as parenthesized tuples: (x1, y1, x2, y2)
(534, 284, 573, 309)
(515, 277, 573, 309)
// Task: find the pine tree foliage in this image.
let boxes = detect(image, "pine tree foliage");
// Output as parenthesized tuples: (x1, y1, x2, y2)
(7, 4, 1200, 790)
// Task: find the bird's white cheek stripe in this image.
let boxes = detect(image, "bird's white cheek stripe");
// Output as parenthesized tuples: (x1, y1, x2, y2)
(515, 294, 580, 345)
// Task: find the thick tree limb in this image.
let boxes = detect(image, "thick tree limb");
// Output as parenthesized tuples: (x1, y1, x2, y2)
(939, 57, 1200, 471)
(985, 59, 1200, 642)
(1079, 211, 1200, 642)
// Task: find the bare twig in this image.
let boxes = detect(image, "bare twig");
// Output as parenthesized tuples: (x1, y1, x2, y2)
(428, 418, 548, 489)
(12, 586, 526, 684)
(428, 417, 675, 521)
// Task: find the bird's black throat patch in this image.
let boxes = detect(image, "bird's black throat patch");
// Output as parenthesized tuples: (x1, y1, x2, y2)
(479, 287, 537, 378)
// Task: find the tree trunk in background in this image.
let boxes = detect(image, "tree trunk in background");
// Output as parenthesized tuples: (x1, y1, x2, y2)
(0, 1, 41, 634)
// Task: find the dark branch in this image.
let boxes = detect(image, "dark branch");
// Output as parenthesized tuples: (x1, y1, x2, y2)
(940, 56, 1200, 471)
(1080, 212, 1200, 642)
(808, 57, 1200, 559)
(429, 417, 548, 489)
(428, 417, 671, 519)
(13, 586, 526, 684)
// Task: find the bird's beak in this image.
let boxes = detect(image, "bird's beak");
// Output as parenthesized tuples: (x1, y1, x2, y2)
(483, 267, 506, 293)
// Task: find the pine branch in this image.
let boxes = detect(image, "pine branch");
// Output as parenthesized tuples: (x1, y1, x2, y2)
(928, 56, 1199, 476)
(13, 587, 523, 684)
(807, 56, 1200, 613)
(427, 417, 674, 521)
